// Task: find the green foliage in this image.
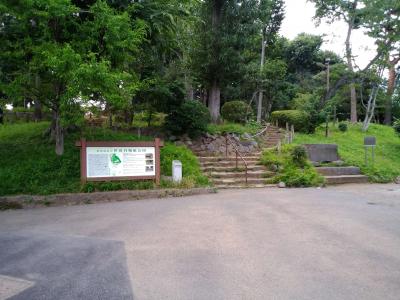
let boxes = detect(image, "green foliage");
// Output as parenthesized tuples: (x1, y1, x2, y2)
(284, 33, 323, 74)
(207, 121, 262, 135)
(294, 123, 400, 183)
(164, 100, 210, 138)
(270, 110, 310, 132)
(160, 144, 209, 186)
(338, 122, 348, 132)
(291, 145, 308, 167)
(394, 120, 400, 136)
(0, 122, 208, 196)
(261, 145, 324, 187)
(0, 0, 146, 154)
(132, 112, 166, 128)
(221, 100, 252, 123)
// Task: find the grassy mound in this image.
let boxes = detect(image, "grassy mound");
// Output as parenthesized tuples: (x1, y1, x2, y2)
(0, 122, 207, 196)
(294, 123, 400, 183)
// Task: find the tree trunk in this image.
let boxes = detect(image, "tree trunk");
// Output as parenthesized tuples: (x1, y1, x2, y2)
(257, 29, 266, 123)
(184, 73, 194, 101)
(53, 109, 64, 156)
(362, 85, 379, 132)
(202, 88, 208, 106)
(108, 112, 113, 128)
(384, 56, 399, 125)
(209, 79, 221, 123)
(124, 109, 133, 126)
(33, 74, 42, 121)
(207, 0, 223, 123)
(345, 13, 357, 123)
(33, 100, 42, 121)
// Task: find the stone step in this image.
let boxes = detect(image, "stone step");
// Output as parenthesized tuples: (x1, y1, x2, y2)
(200, 161, 261, 168)
(199, 156, 260, 162)
(325, 175, 369, 184)
(208, 170, 273, 179)
(317, 166, 361, 176)
(194, 152, 262, 157)
(201, 165, 265, 172)
(215, 184, 276, 189)
(212, 177, 267, 185)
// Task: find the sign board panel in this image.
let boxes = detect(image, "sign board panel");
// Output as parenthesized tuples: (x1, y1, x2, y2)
(86, 147, 155, 178)
(364, 136, 376, 146)
(76, 138, 163, 184)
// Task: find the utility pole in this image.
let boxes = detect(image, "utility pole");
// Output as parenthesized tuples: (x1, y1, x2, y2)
(325, 58, 331, 138)
(326, 57, 330, 94)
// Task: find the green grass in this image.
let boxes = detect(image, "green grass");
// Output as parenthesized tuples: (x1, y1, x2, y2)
(294, 122, 400, 183)
(0, 122, 207, 196)
(206, 121, 262, 135)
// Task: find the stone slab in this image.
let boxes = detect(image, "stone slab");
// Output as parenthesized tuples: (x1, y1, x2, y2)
(303, 144, 339, 162)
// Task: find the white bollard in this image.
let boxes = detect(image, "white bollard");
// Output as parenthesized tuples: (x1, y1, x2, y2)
(172, 160, 182, 183)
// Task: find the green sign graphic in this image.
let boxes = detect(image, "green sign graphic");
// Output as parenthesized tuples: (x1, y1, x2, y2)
(111, 153, 122, 165)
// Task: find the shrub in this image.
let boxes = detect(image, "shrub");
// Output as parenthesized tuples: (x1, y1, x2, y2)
(261, 145, 324, 187)
(160, 144, 209, 186)
(221, 100, 252, 123)
(164, 100, 210, 138)
(273, 164, 324, 187)
(394, 119, 400, 136)
(270, 110, 310, 132)
(291, 145, 307, 167)
(338, 122, 348, 132)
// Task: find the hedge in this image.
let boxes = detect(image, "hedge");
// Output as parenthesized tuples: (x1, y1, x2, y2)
(270, 110, 310, 132)
(221, 100, 252, 124)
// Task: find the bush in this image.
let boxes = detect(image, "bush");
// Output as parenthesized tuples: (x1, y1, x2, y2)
(261, 145, 324, 187)
(221, 100, 252, 123)
(291, 145, 307, 167)
(160, 144, 209, 186)
(164, 100, 210, 138)
(394, 119, 400, 136)
(338, 122, 348, 132)
(270, 110, 310, 132)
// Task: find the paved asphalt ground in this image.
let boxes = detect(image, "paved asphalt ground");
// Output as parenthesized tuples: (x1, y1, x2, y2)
(1, 184, 400, 300)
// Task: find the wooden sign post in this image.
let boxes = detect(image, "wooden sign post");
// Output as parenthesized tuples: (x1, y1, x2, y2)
(75, 138, 164, 185)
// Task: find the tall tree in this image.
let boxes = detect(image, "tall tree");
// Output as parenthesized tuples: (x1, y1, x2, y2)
(256, 0, 285, 123)
(0, 0, 145, 155)
(362, 0, 400, 125)
(208, 0, 224, 123)
(310, 0, 363, 123)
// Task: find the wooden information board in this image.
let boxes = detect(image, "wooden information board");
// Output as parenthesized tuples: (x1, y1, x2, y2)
(76, 138, 163, 184)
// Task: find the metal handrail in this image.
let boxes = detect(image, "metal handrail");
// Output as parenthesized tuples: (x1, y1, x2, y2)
(248, 124, 269, 138)
(240, 124, 269, 140)
(224, 134, 248, 185)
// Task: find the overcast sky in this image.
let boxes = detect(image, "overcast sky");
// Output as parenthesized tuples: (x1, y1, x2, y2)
(280, 0, 376, 69)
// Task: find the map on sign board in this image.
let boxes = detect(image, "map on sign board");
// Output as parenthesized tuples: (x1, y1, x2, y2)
(86, 147, 155, 178)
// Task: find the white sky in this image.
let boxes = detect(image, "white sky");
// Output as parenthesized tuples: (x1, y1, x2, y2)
(280, 0, 376, 69)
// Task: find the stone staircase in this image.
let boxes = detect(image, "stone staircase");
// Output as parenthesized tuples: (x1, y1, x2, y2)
(198, 153, 275, 189)
(316, 166, 369, 184)
(260, 125, 284, 148)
